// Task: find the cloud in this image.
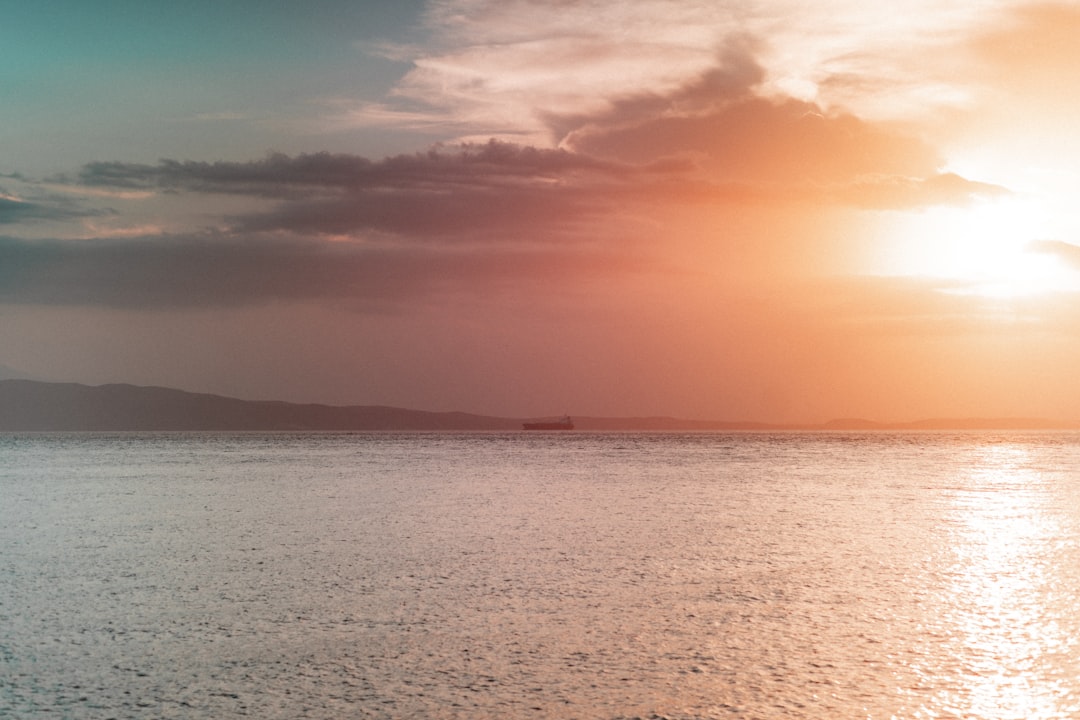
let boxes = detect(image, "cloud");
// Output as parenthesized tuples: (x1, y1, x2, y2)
(32, 15, 1021, 315)
(748, 0, 1018, 122)
(955, 1, 1080, 147)
(9, 142, 663, 310)
(231, 183, 602, 238)
(75, 141, 654, 239)
(338, 0, 746, 143)
(546, 38, 766, 144)
(837, 172, 1010, 209)
(561, 93, 941, 185)
(0, 187, 108, 225)
(0, 196, 52, 224)
(341, 0, 1021, 145)
(1029, 239, 1080, 269)
(79, 142, 622, 195)
(549, 58, 1002, 210)
(85, 139, 798, 241)
(75, 78, 990, 246)
(972, 3, 1080, 92)
(64, 5, 1021, 249)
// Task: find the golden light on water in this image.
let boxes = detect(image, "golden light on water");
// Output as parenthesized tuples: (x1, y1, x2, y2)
(930, 443, 1074, 719)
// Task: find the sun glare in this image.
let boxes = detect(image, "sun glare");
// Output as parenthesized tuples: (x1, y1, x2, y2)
(871, 195, 1080, 298)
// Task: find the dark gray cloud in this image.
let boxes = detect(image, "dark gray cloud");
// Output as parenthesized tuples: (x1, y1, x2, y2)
(77, 141, 622, 197)
(231, 180, 611, 238)
(73, 141, 660, 239)
(74, 141, 646, 238)
(0, 190, 108, 225)
(0, 196, 46, 224)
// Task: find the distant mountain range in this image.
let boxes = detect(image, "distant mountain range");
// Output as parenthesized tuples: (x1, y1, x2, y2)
(1, 379, 1078, 432)
(0, 380, 520, 431)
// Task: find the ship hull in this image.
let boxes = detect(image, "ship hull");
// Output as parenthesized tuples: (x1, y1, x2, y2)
(522, 419, 574, 430)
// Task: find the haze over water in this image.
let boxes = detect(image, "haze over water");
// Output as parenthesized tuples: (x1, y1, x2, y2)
(4, 431, 1080, 719)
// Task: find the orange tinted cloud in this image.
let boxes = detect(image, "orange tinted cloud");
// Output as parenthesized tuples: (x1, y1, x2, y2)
(973, 3, 1080, 94)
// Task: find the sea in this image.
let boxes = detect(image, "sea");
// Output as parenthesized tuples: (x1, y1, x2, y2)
(3, 431, 1080, 720)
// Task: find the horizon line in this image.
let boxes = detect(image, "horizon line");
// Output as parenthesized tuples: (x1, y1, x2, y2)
(2, 378, 1079, 432)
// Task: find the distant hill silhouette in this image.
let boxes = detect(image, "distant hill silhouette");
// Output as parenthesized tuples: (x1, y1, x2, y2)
(1, 380, 1078, 432)
(0, 380, 519, 431)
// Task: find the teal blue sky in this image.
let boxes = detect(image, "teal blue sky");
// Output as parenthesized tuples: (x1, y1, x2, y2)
(3, 0, 428, 172)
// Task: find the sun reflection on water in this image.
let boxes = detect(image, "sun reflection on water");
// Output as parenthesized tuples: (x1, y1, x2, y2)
(925, 442, 1076, 720)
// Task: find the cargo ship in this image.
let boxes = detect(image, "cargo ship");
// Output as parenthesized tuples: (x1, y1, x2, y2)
(522, 415, 574, 430)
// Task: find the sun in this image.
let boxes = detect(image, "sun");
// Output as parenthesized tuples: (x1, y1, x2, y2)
(870, 194, 1080, 298)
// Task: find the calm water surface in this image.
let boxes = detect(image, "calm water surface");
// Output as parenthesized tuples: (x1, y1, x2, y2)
(3, 431, 1080, 719)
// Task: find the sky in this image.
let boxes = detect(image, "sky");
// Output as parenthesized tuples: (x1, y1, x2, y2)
(5, 0, 1080, 422)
